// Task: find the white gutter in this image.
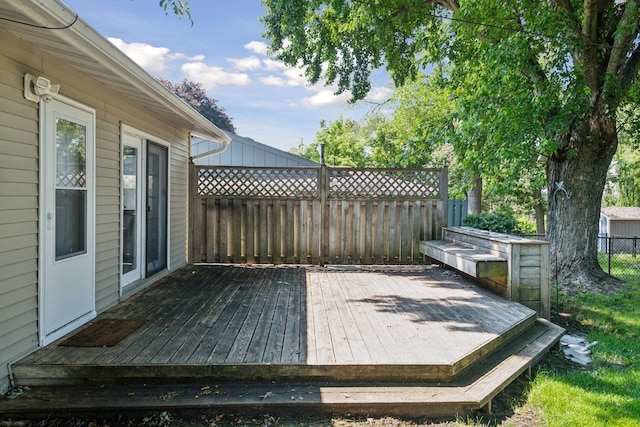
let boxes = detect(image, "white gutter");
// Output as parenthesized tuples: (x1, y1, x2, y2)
(190, 134, 231, 161)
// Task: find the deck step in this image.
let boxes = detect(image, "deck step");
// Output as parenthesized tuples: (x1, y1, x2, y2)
(420, 240, 508, 278)
(1, 319, 564, 419)
(10, 312, 537, 386)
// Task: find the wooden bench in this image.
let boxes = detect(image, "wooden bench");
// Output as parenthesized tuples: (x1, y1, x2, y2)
(421, 227, 550, 318)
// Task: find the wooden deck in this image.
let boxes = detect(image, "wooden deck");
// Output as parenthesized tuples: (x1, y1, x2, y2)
(6, 264, 564, 418)
(15, 265, 536, 383)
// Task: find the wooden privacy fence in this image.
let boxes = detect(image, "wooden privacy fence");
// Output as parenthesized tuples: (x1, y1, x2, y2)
(189, 163, 448, 265)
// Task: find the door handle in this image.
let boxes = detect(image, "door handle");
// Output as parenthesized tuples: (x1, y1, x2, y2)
(47, 212, 54, 230)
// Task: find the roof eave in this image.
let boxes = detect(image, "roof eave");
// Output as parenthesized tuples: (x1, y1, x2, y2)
(12, 0, 231, 144)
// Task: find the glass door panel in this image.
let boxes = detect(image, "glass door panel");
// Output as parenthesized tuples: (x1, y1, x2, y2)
(121, 134, 144, 287)
(55, 118, 87, 261)
(146, 142, 168, 276)
(122, 146, 138, 275)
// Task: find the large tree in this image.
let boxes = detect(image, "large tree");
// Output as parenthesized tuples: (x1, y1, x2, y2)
(291, 117, 374, 167)
(262, 0, 640, 289)
(158, 78, 236, 134)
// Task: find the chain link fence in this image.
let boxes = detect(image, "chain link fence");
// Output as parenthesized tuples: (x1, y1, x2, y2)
(598, 235, 640, 282)
(519, 234, 640, 283)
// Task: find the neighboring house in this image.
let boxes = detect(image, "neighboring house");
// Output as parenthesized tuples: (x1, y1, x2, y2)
(0, 0, 230, 393)
(599, 207, 640, 253)
(192, 134, 318, 167)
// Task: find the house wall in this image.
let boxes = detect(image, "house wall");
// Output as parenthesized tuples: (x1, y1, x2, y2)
(0, 30, 190, 393)
(609, 220, 640, 238)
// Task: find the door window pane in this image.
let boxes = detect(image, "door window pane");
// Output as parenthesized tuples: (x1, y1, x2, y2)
(55, 118, 87, 261)
(55, 189, 86, 260)
(56, 119, 86, 187)
(122, 146, 138, 275)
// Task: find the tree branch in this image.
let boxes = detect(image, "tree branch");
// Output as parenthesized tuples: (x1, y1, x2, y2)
(553, 0, 580, 29)
(605, 2, 639, 78)
(582, 0, 601, 93)
(621, 46, 640, 92)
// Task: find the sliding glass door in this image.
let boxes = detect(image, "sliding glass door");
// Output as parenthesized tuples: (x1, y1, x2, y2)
(146, 141, 168, 276)
(121, 133, 168, 287)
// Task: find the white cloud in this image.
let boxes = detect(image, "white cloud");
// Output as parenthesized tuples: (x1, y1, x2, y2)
(168, 52, 206, 62)
(228, 56, 262, 71)
(365, 87, 394, 103)
(108, 37, 169, 75)
(260, 75, 286, 86)
(283, 68, 308, 87)
(181, 62, 251, 91)
(302, 89, 351, 107)
(245, 40, 269, 55)
(263, 58, 288, 72)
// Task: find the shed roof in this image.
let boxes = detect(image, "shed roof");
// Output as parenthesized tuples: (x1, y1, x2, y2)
(192, 133, 319, 167)
(0, 0, 230, 144)
(601, 207, 640, 220)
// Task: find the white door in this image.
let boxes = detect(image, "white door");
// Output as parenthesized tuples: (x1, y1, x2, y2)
(121, 133, 144, 287)
(40, 98, 96, 346)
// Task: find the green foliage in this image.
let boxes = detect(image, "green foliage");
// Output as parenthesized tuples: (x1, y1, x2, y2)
(290, 117, 371, 167)
(514, 216, 538, 236)
(463, 212, 517, 234)
(615, 136, 640, 207)
(157, 78, 236, 133)
(158, 0, 192, 26)
(261, 0, 449, 101)
(291, 115, 409, 168)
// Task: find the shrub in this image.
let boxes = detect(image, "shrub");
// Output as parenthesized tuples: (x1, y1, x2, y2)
(514, 216, 538, 235)
(463, 212, 517, 234)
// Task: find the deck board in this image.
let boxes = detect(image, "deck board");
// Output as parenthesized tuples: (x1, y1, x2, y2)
(240, 268, 279, 363)
(280, 267, 304, 363)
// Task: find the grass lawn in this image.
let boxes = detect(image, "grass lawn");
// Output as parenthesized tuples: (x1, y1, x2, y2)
(526, 276, 640, 427)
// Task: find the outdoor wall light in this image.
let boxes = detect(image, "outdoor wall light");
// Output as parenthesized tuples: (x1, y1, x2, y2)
(24, 73, 60, 102)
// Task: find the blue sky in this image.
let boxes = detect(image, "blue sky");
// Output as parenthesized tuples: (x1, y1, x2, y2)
(61, 0, 393, 151)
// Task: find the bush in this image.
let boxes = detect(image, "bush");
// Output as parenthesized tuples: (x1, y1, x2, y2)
(463, 212, 517, 234)
(514, 216, 538, 235)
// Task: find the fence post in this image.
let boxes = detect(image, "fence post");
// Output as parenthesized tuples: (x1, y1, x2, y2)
(608, 236, 612, 274)
(318, 163, 327, 266)
(438, 164, 449, 239)
(188, 159, 196, 264)
(634, 236, 637, 259)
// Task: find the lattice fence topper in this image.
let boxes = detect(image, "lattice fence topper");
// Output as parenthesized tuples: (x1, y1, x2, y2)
(197, 167, 319, 198)
(328, 168, 441, 199)
(56, 171, 86, 188)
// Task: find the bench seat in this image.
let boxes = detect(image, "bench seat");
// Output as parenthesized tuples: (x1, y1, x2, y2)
(420, 240, 508, 278)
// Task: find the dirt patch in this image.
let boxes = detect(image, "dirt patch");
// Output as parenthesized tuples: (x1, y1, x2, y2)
(558, 268, 627, 297)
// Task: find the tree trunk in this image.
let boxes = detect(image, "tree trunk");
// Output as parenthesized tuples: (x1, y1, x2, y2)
(532, 188, 545, 235)
(467, 176, 482, 214)
(546, 114, 621, 290)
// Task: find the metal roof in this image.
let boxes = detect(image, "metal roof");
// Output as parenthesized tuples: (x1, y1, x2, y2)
(192, 133, 319, 167)
(0, 0, 230, 144)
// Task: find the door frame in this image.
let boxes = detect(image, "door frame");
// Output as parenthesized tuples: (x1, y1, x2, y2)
(119, 124, 171, 294)
(121, 132, 145, 288)
(38, 96, 96, 346)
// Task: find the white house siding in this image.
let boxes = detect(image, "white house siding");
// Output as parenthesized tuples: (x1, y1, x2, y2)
(169, 131, 190, 270)
(0, 37, 40, 395)
(0, 30, 190, 393)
